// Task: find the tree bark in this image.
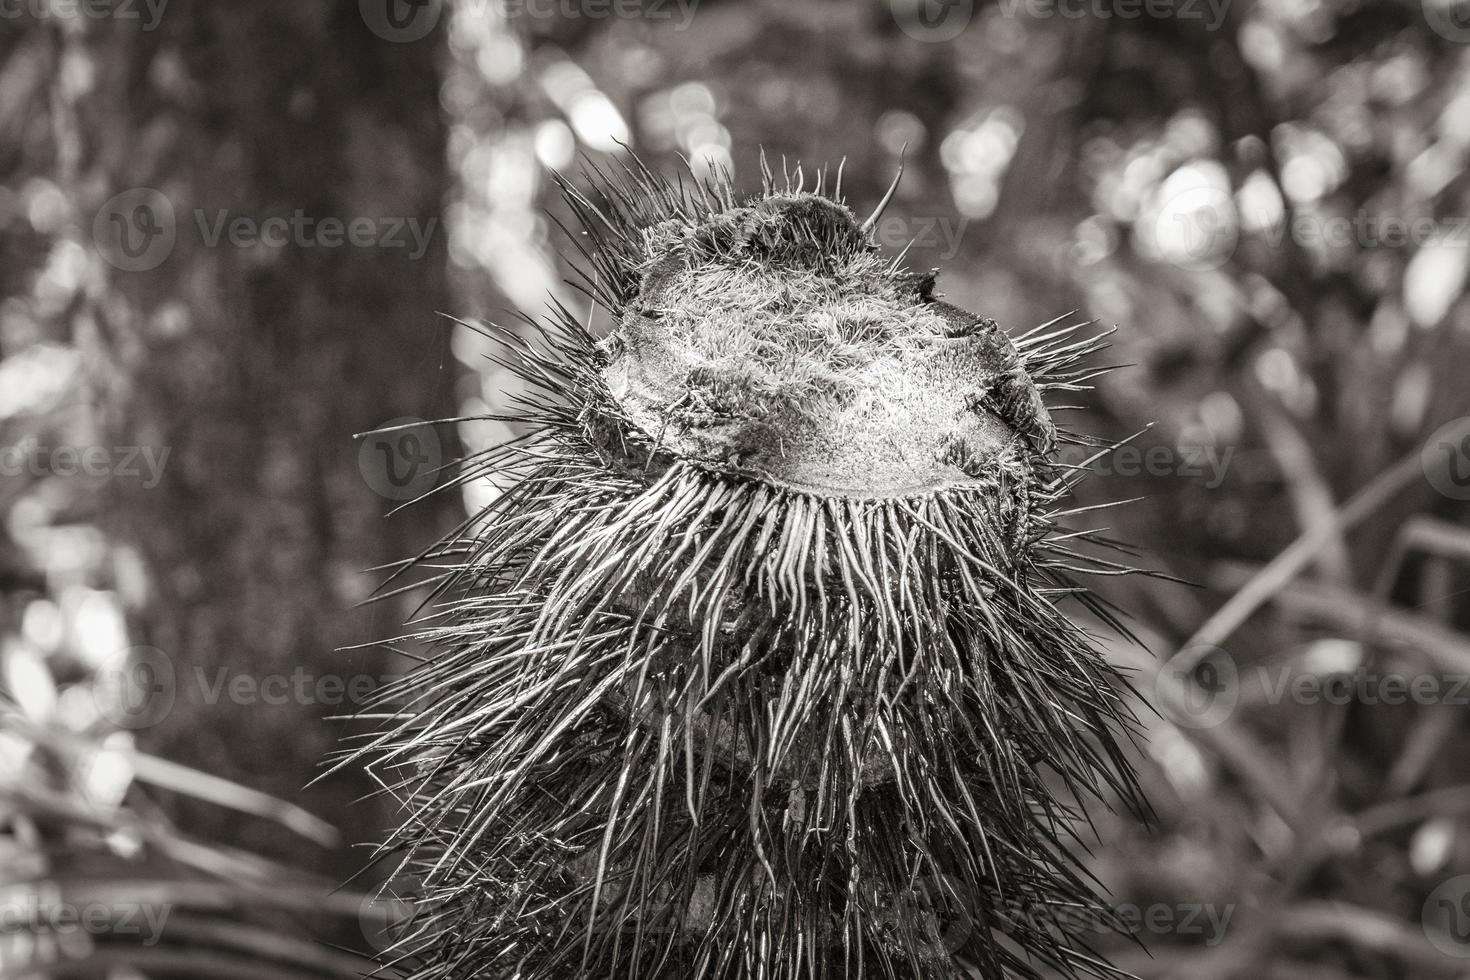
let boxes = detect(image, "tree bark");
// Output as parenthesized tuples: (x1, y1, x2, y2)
(69, 2, 456, 878)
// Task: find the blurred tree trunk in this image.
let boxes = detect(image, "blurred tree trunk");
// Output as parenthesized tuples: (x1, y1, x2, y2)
(61, 3, 456, 878)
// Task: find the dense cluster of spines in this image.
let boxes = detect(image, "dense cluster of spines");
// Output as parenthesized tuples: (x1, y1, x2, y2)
(350, 154, 1147, 980)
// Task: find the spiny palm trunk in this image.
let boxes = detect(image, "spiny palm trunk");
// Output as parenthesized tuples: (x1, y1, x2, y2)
(361, 156, 1145, 979)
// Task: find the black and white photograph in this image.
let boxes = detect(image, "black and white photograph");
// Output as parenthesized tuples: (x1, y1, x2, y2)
(4, 0, 1470, 977)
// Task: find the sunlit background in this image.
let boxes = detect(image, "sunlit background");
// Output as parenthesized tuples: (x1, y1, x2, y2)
(4, 0, 1470, 975)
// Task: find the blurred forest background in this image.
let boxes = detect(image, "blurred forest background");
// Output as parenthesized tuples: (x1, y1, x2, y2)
(4, 0, 1470, 976)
